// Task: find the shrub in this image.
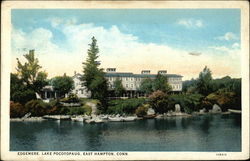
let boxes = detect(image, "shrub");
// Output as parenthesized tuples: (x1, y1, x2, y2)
(60, 93, 80, 103)
(25, 100, 49, 116)
(135, 104, 149, 117)
(204, 89, 237, 111)
(168, 94, 203, 113)
(107, 98, 146, 114)
(83, 105, 92, 115)
(148, 90, 169, 114)
(10, 101, 27, 118)
(67, 107, 85, 115)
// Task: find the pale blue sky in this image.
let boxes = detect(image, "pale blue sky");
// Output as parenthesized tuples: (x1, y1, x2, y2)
(11, 9, 241, 80)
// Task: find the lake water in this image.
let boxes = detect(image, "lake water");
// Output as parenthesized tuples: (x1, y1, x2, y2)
(10, 114, 241, 151)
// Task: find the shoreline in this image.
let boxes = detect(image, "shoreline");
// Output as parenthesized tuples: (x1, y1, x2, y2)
(10, 111, 232, 122)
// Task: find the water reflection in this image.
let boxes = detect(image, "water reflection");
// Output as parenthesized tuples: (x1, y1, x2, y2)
(10, 114, 241, 151)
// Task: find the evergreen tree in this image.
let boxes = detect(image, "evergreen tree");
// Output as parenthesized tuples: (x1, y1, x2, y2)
(82, 37, 108, 104)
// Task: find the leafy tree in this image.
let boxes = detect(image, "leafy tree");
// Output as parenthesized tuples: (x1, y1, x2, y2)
(10, 73, 36, 105)
(82, 37, 108, 104)
(51, 74, 74, 98)
(153, 74, 172, 93)
(148, 90, 169, 114)
(139, 78, 154, 95)
(16, 50, 48, 92)
(113, 78, 125, 97)
(139, 74, 171, 95)
(197, 66, 213, 95)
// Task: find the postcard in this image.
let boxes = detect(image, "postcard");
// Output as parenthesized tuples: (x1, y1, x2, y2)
(1, 1, 249, 160)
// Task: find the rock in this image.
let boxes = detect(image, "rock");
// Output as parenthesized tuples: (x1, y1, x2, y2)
(175, 104, 181, 112)
(212, 104, 222, 113)
(199, 108, 206, 114)
(147, 108, 155, 115)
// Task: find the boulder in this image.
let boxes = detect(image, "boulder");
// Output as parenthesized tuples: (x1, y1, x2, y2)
(175, 104, 181, 113)
(212, 104, 222, 113)
(147, 108, 155, 115)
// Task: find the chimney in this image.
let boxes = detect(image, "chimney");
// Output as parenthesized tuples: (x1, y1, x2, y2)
(158, 70, 167, 75)
(106, 68, 116, 73)
(141, 70, 150, 74)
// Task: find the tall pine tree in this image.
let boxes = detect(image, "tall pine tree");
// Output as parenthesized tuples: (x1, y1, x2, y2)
(82, 37, 108, 107)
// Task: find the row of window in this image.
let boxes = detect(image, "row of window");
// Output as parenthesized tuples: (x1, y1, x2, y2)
(109, 83, 137, 89)
(168, 77, 182, 81)
(75, 89, 85, 94)
(171, 84, 182, 90)
(108, 77, 141, 82)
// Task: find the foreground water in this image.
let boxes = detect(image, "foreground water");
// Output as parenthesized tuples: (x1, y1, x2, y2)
(10, 114, 241, 151)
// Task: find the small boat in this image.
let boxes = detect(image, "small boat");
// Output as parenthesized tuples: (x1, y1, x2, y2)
(155, 114, 163, 119)
(100, 115, 108, 120)
(143, 114, 156, 119)
(108, 117, 123, 122)
(123, 116, 137, 122)
(71, 116, 84, 122)
(94, 118, 105, 123)
(85, 119, 95, 123)
(228, 109, 242, 114)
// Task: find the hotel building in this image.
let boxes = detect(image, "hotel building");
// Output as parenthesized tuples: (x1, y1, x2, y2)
(72, 68, 183, 98)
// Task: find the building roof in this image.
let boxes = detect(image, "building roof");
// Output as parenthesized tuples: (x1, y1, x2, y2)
(106, 73, 183, 78)
(74, 72, 183, 78)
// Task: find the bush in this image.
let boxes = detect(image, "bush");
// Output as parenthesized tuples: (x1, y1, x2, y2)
(168, 94, 203, 114)
(25, 100, 49, 116)
(135, 104, 149, 117)
(83, 105, 92, 115)
(60, 93, 80, 103)
(204, 89, 238, 111)
(107, 98, 146, 114)
(148, 90, 169, 114)
(10, 101, 27, 118)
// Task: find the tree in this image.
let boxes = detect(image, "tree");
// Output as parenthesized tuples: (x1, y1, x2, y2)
(197, 66, 213, 96)
(139, 78, 154, 95)
(113, 78, 125, 97)
(148, 90, 169, 114)
(11, 50, 47, 104)
(51, 74, 74, 98)
(82, 37, 108, 103)
(153, 74, 172, 93)
(139, 74, 171, 95)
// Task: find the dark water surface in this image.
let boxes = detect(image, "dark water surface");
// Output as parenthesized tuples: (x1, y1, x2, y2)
(10, 114, 241, 151)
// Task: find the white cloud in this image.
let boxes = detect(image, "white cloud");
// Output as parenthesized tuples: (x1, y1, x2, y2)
(232, 42, 240, 49)
(11, 18, 241, 80)
(177, 19, 204, 28)
(215, 32, 238, 41)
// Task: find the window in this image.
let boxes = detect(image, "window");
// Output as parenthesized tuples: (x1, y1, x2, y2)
(126, 84, 129, 88)
(135, 78, 137, 81)
(138, 78, 141, 81)
(126, 77, 128, 81)
(131, 84, 133, 88)
(131, 78, 133, 81)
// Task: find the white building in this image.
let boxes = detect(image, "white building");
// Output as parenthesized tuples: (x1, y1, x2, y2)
(71, 72, 91, 98)
(71, 68, 183, 98)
